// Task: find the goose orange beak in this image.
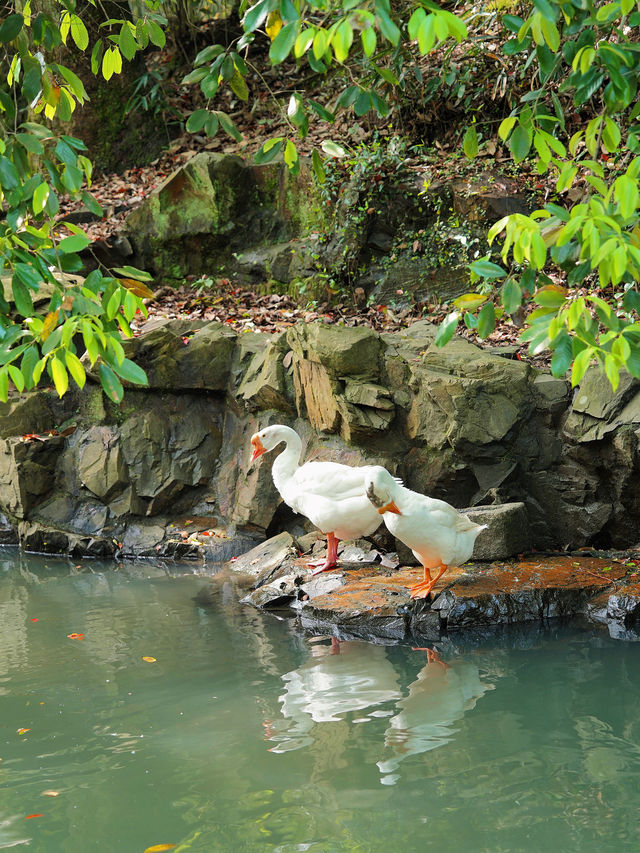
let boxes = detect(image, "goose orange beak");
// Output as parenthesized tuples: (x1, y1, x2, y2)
(379, 500, 401, 515)
(250, 435, 266, 463)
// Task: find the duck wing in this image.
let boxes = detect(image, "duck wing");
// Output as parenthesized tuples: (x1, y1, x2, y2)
(290, 461, 388, 501)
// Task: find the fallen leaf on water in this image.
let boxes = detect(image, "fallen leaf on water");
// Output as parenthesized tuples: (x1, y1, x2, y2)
(17, 728, 30, 734)
(25, 814, 43, 819)
(41, 790, 59, 797)
(142, 656, 157, 663)
(144, 844, 176, 852)
(30, 618, 38, 622)
(67, 633, 85, 640)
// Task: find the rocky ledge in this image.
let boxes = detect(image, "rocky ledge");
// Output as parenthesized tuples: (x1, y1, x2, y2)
(206, 530, 640, 643)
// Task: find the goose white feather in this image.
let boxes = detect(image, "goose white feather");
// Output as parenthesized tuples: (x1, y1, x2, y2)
(364, 467, 487, 598)
(250, 424, 394, 573)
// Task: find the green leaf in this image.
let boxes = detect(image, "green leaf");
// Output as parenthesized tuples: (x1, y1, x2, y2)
(254, 139, 284, 164)
(502, 278, 522, 314)
(98, 362, 124, 402)
(269, 21, 298, 64)
(308, 99, 334, 122)
(106, 289, 121, 320)
(332, 20, 353, 63)
(186, 109, 209, 133)
(534, 285, 566, 308)
(463, 124, 478, 159)
(15, 263, 42, 291)
(361, 26, 376, 56)
(32, 182, 50, 215)
(51, 356, 69, 397)
(91, 39, 104, 74)
(550, 331, 572, 376)
(0, 369, 8, 402)
(532, 0, 557, 21)
(112, 265, 153, 282)
(283, 139, 298, 170)
(119, 22, 137, 61)
(470, 259, 507, 279)
(58, 234, 91, 253)
(354, 90, 373, 116)
(243, 0, 270, 32)
(571, 346, 595, 386)
(0, 156, 20, 190)
(477, 302, 496, 338)
(16, 133, 44, 155)
(216, 111, 242, 142)
(65, 350, 86, 389)
(375, 2, 401, 45)
(21, 345, 39, 390)
(11, 277, 33, 317)
(81, 190, 103, 217)
(7, 364, 25, 393)
(453, 293, 487, 311)
(311, 148, 326, 183)
(509, 124, 532, 162)
(434, 311, 459, 346)
(614, 176, 639, 219)
(229, 70, 249, 101)
(69, 15, 89, 50)
(0, 13, 24, 43)
(112, 357, 148, 386)
(498, 116, 517, 141)
(602, 117, 621, 154)
(147, 20, 166, 48)
(604, 353, 620, 390)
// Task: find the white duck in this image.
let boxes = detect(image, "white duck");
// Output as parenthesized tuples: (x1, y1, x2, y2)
(364, 467, 487, 598)
(250, 424, 392, 574)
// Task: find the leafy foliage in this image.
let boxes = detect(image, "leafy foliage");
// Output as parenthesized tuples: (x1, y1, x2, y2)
(0, 0, 165, 402)
(179, 0, 640, 388)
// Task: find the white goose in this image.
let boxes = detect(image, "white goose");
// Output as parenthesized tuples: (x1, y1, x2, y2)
(250, 425, 391, 574)
(364, 467, 487, 598)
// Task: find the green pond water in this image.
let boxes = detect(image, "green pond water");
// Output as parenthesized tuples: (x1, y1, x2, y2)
(2, 551, 640, 853)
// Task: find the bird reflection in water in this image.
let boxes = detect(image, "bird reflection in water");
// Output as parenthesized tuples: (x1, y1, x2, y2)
(377, 647, 493, 785)
(267, 637, 403, 754)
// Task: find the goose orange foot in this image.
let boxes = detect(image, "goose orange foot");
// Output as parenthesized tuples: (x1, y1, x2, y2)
(409, 565, 450, 599)
(309, 532, 339, 575)
(410, 580, 436, 599)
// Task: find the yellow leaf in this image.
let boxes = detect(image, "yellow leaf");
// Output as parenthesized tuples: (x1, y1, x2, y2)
(118, 278, 154, 299)
(266, 10, 283, 41)
(144, 845, 176, 852)
(41, 790, 60, 797)
(40, 310, 59, 342)
(142, 656, 157, 663)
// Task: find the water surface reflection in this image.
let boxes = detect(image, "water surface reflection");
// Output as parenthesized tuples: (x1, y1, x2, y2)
(1, 552, 640, 852)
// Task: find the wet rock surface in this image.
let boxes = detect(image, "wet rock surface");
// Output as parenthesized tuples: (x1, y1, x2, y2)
(233, 536, 640, 643)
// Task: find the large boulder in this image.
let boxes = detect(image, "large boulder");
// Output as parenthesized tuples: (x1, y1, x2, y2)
(123, 153, 326, 282)
(122, 321, 237, 391)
